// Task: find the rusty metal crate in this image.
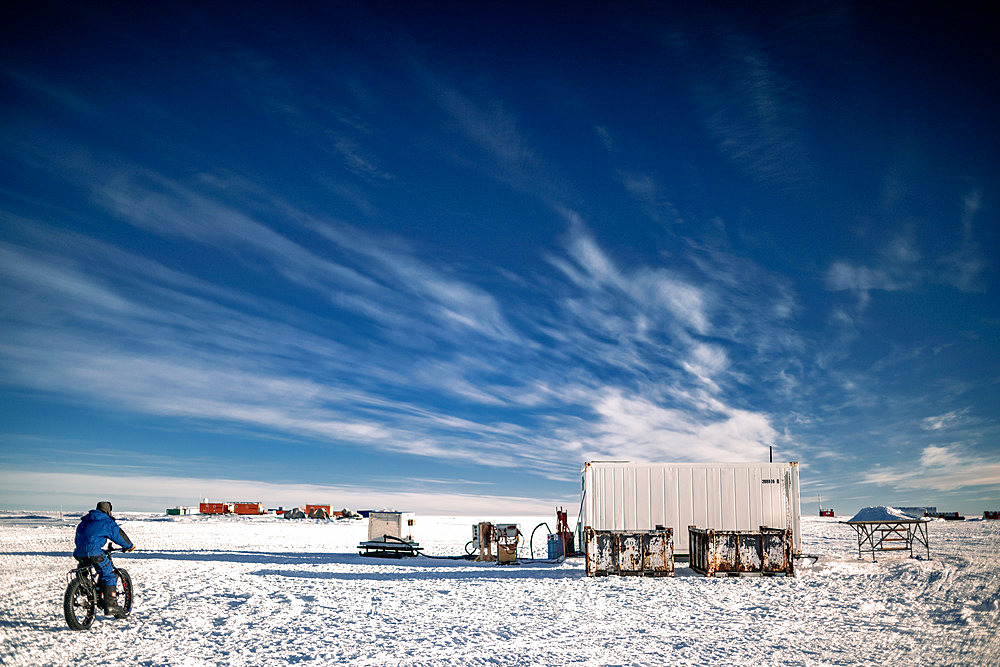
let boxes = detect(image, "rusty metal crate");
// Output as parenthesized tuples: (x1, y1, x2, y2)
(584, 528, 674, 577)
(688, 526, 794, 577)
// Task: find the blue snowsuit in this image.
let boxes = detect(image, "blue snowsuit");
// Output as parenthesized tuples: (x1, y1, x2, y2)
(73, 509, 134, 587)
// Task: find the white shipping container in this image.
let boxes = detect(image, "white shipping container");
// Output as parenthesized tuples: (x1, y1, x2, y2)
(580, 461, 801, 556)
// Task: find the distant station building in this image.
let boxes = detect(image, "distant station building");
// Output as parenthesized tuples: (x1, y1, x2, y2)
(233, 502, 264, 515)
(896, 506, 937, 518)
(200, 501, 233, 515)
(198, 501, 264, 515)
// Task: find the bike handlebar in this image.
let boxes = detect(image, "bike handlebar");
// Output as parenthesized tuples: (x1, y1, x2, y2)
(104, 546, 134, 554)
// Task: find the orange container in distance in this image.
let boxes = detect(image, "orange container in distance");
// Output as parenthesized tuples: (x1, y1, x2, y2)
(305, 504, 332, 519)
(199, 502, 231, 515)
(233, 502, 264, 515)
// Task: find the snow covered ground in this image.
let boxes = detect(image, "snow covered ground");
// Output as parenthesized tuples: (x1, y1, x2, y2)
(1, 512, 997, 666)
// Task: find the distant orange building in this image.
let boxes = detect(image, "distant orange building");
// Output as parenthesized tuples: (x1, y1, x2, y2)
(200, 502, 233, 515)
(233, 502, 264, 515)
(199, 501, 263, 515)
(305, 504, 336, 518)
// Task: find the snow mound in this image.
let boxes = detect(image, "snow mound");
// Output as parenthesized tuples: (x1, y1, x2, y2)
(846, 506, 928, 522)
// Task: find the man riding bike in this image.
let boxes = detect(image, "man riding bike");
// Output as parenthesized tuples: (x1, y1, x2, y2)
(73, 501, 135, 619)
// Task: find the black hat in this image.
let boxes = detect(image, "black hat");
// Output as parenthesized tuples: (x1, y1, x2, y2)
(96, 501, 113, 516)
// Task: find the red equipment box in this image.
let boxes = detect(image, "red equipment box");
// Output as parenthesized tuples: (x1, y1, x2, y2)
(200, 502, 232, 515)
(233, 502, 264, 515)
(305, 504, 332, 518)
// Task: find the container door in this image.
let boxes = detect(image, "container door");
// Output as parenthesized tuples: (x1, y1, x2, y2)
(716, 533, 738, 572)
(594, 531, 617, 575)
(762, 530, 792, 574)
(736, 533, 763, 572)
(641, 531, 672, 574)
(618, 533, 643, 573)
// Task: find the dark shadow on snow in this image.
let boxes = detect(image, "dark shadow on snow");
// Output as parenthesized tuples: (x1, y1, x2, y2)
(3, 547, 711, 581)
(250, 566, 586, 582)
(3, 548, 586, 575)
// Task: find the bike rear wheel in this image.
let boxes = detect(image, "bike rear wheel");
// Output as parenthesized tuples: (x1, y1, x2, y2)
(114, 567, 133, 616)
(63, 577, 96, 630)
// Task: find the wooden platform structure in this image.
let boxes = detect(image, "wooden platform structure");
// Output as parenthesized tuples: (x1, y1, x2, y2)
(842, 507, 930, 561)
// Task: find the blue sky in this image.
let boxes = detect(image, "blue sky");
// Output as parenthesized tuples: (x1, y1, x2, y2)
(1, 2, 997, 515)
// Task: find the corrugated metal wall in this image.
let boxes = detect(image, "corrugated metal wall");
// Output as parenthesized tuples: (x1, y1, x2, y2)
(582, 461, 801, 555)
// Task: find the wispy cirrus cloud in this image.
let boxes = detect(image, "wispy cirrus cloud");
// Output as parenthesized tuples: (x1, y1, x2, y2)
(329, 133, 393, 180)
(1, 99, 802, 477)
(90, 166, 520, 348)
(528, 209, 801, 463)
(825, 262, 905, 308)
(0, 226, 545, 471)
(613, 169, 685, 226)
(679, 30, 811, 186)
(826, 190, 989, 307)
(940, 189, 988, 291)
(569, 388, 774, 463)
(551, 208, 711, 337)
(1, 186, 793, 475)
(862, 445, 1000, 492)
(419, 72, 565, 198)
(1, 66, 100, 117)
(303, 219, 518, 344)
(921, 408, 970, 432)
(0, 470, 560, 515)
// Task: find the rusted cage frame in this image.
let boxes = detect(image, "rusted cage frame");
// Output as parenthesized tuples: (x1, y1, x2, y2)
(584, 527, 674, 577)
(843, 520, 930, 561)
(688, 526, 795, 577)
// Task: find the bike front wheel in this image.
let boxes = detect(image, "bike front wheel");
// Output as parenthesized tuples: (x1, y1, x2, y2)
(63, 577, 96, 630)
(114, 567, 133, 617)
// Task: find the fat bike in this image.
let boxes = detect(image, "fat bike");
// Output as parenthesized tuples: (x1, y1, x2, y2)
(63, 547, 133, 630)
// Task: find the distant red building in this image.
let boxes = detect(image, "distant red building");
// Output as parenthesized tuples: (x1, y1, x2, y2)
(306, 504, 341, 518)
(199, 501, 263, 515)
(199, 502, 233, 515)
(233, 502, 264, 515)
